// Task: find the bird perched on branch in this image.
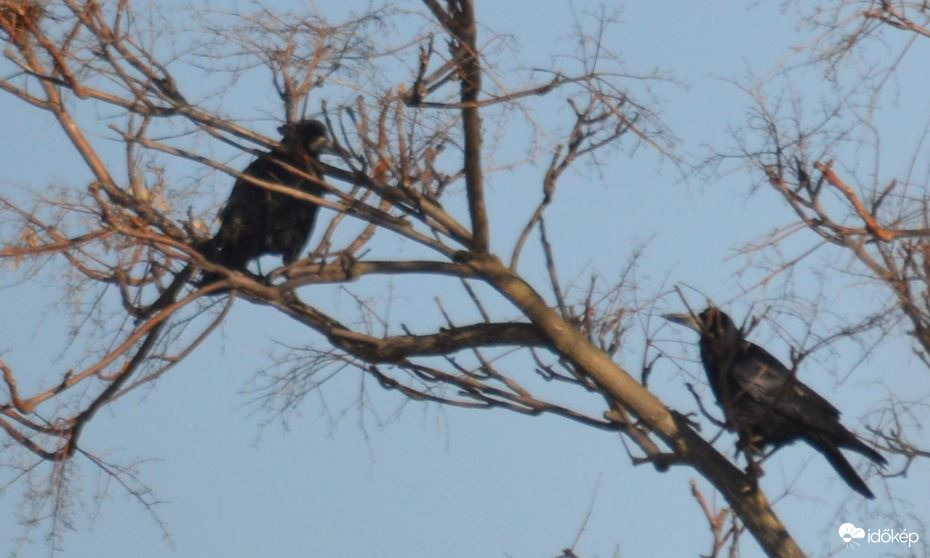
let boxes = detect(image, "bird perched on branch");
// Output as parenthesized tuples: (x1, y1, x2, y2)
(663, 306, 887, 498)
(141, 119, 330, 319)
(199, 119, 330, 285)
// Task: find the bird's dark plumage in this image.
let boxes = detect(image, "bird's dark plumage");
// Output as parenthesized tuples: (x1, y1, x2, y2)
(664, 306, 886, 498)
(200, 119, 329, 285)
(138, 120, 329, 321)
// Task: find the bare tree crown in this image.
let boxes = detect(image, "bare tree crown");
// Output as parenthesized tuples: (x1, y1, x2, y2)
(2, 2, 927, 557)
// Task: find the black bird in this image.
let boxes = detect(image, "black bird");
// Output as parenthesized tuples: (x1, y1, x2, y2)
(140, 120, 329, 319)
(200, 119, 330, 285)
(663, 306, 887, 498)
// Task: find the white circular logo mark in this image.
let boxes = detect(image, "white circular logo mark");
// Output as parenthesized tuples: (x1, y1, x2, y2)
(838, 523, 865, 548)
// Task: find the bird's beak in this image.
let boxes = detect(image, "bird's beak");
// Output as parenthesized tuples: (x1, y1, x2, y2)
(662, 312, 701, 332)
(319, 142, 350, 157)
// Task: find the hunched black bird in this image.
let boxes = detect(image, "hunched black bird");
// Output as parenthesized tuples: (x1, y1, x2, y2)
(199, 118, 330, 285)
(663, 306, 887, 498)
(140, 120, 329, 319)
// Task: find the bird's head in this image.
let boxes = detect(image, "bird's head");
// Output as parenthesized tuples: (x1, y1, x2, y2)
(278, 119, 330, 155)
(662, 306, 742, 347)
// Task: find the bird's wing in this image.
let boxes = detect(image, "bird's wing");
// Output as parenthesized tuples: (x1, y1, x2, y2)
(266, 168, 321, 233)
(220, 156, 276, 223)
(734, 343, 841, 421)
(221, 151, 320, 235)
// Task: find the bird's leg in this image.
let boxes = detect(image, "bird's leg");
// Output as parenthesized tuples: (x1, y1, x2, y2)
(736, 428, 765, 484)
(744, 454, 763, 483)
(253, 259, 278, 287)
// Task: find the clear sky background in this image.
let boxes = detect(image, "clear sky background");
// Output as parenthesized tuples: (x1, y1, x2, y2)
(1, 1, 928, 557)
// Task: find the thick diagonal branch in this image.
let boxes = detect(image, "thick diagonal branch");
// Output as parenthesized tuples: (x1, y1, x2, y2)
(466, 253, 804, 558)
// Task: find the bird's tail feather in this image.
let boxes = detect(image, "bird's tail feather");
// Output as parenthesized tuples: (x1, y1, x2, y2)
(840, 434, 887, 467)
(810, 434, 875, 499)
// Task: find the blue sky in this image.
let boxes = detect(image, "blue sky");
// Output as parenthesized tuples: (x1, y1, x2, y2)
(1, 1, 928, 557)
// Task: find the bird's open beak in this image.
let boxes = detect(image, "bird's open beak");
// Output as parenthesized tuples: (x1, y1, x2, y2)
(662, 312, 701, 332)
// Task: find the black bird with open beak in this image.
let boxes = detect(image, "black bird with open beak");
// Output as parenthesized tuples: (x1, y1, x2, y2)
(663, 306, 886, 498)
